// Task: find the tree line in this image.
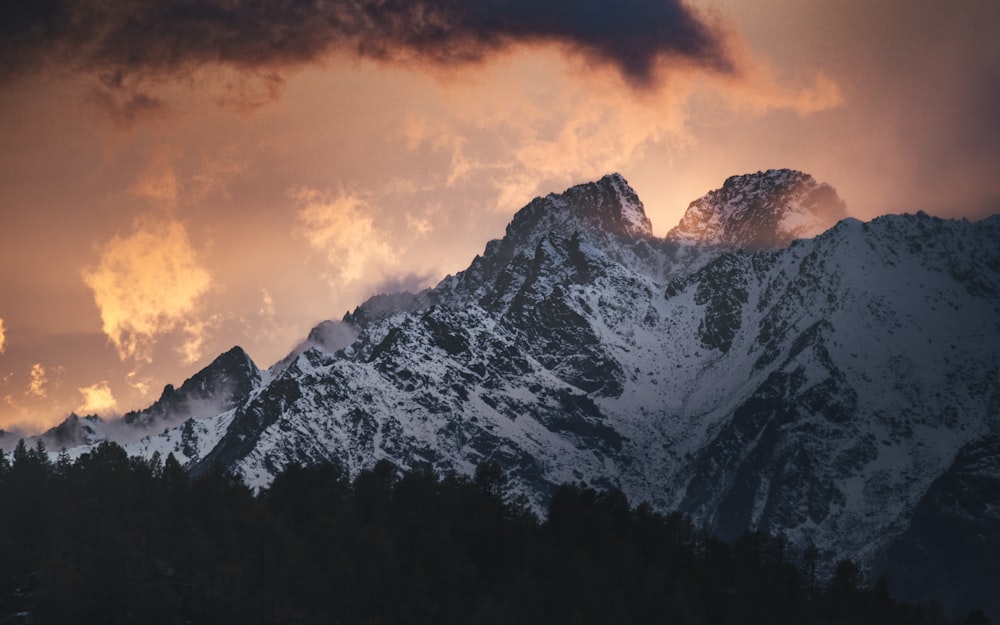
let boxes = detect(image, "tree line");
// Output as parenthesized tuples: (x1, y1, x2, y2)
(0, 439, 990, 625)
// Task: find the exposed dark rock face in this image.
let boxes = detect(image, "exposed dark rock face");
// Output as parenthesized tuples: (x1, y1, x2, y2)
(881, 434, 1000, 622)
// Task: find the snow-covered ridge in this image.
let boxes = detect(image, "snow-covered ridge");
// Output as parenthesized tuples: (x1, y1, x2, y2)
(26, 345, 265, 452)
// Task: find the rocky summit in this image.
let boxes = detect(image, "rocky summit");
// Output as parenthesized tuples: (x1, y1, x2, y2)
(42, 170, 1000, 619)
(667, 169, 848, 249)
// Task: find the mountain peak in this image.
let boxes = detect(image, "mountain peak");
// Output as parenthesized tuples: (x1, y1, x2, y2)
(592, 173, 653, 238)
(506, 173, 653, 244)
(210, 345, 258, 376)
(666, 169, 848, 250)
(121, 345, 261, 427)
(425, 173, 656, 310)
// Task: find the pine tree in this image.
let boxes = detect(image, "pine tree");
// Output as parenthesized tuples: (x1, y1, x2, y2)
(31, 439, 49, 465)
(55, 448, 72, 476)
(12, 438, 28, 465)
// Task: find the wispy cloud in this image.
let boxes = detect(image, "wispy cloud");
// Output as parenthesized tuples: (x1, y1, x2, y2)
(76, 381, 118, 416)
(259, 288, 276, 319)
(126, 371, 153, 397)
(390, 45, 843, 215)
(0, 318, 6, 354)
(26, 363, 48, 398)
(291, 188, 400, 284)
(129, 153, 181, 207)
(82, 218, 212, 364)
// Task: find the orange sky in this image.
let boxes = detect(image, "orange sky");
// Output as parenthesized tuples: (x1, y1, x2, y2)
(1, 0, 998, 433)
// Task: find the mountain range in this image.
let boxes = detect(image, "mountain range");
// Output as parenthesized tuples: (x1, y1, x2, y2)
(26, 169, 1000, 618)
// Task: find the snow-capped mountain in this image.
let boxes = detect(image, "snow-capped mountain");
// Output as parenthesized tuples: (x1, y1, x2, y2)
(43, 169, 1000, 618)
(667, 169, 848, 249)
(34, 346, 264, 452)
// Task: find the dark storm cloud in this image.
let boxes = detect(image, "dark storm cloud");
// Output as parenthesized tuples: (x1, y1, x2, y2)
(0, 0, 730, 87)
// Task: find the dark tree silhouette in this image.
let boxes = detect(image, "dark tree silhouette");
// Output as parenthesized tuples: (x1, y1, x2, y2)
(0, 440, 977, 624)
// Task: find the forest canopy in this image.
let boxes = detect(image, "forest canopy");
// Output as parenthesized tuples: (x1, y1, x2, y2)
(0, 440, 988, 625)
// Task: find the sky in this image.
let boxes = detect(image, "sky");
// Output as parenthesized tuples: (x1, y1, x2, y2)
(1, 0, 998, 434)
